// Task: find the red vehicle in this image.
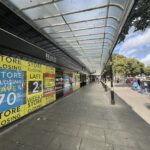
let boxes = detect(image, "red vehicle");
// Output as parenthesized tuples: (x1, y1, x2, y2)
(126, 77, 134, 84)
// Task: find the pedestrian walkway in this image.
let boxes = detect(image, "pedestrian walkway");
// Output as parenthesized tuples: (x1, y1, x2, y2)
(107, 82, 150, 124)
(0, 83, 150, 150)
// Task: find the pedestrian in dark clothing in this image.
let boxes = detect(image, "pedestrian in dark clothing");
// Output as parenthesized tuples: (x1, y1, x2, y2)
(137, 79, 141, 86)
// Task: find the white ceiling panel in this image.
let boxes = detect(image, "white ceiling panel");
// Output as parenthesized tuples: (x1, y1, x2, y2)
(6, 0, 135, 74)
(56, 0, 108, 14)
(34, 16, 65, 27)
(8, 0, 53, 9)
(23, 4, 60, 20)
(64, 8, 107, 23)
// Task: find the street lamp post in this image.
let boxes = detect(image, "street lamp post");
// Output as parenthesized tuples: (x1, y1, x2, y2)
(110, 56, 115, 105)
(104, 74, 107, 92)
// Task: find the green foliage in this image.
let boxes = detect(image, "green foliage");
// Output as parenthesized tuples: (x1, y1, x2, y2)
(103, 62, 111, 77)
(112, 54, 127, 75)
(125, 58, 144, 76)
(103, 54, 145, 77)
(119, 0, 150, 42)
(144, 66, 150, 75)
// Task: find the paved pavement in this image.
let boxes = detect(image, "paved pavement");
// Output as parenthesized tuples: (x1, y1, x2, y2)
(106, 82, 150, 124)
(0, 83, 150, 150)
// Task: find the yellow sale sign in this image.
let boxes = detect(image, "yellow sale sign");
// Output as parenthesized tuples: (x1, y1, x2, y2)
(42, 65, 56, 106)
(0, 54, 56, 127)
(73, 73, 80, 91)
(25, 62, 43, 114)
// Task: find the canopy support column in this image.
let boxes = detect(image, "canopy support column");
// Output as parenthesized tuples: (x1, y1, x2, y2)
(110, 56, 115, 105)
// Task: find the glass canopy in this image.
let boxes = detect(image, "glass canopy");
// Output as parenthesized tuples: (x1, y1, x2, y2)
(6, 0, 134, 74)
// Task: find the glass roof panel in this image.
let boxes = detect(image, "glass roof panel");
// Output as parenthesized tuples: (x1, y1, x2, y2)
(64, 8, 107, 23)
(79, 39, 103, 44)
(74, 47, 82, 50)
(23, 4, 60, 20)
(5, 0, 134, 74)
(105, 33, 114, 41)
(8, 0, 53, 9)
(63, 37, 77, 42)
(61, 45, 72, 48)
(59, 32, 74, 38)
(80, 43, 103, 47)
(68, 42, 79, 45)
(85, 53, 100, 57)
(81, 45, 103, 48)
(56, 0, 108, 14)
(69, 42, 79, 46)
(108, 6, 123, 21)
(86, 54, 100, 57)
(76, 34, 104, 40)
(104, 38, 113, 44)
(73, 28, 105, 36)
(49, 33, 61, 38)
(54, 38, 65, 42)
(69, 19, 105, 31)
(34, 16, 65, 27)
(105, 27, 116, 35)
(107, 18, 119, 29)
(52, 25, 70, 32)
(103, 45, 111, 49)
(83, 47, 103, 50)
(110, 0, 128, 8)
(43, 28, 55, 34)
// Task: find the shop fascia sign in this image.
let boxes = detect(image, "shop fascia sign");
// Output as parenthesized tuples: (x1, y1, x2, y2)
(45, 53, 56, 63)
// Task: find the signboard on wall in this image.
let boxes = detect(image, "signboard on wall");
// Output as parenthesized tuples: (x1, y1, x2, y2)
(0, 54, 81, 127)
(0, 54, 56, 127)
(0, 55, 27, 127)
(63, 71, 73, 96)
(0, 69, 25, 112)
(73, 73, 80, 91)
(26, 62, 43, 113)
(42, 66, 55, 105)
(56, 69, 64, 99)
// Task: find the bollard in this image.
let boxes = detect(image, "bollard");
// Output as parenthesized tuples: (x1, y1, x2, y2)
(104, 84, 107, 92)
(111, 87, 115, 105)
(104, 76, 107, 92)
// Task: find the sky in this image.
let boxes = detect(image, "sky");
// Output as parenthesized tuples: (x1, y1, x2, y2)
(113, 27, 150, 66)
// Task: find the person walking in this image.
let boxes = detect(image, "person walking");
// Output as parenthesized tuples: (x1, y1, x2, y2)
(132, 79, 139, 91)
(143, 81, 148, 94)
(137, 79, 141, 86)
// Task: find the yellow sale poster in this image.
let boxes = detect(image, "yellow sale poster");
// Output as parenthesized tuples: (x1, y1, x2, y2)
(0, 106, 25, 127)
(0, 54, 56, 127)
(0, 55, 27, 71)
(0, 55, 27, 127)
(25, 62, 43, 114)
(73, 73, 80, 91)
(42, 65, 56, 106)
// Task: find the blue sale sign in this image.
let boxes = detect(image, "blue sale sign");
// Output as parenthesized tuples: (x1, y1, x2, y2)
(0, 69, 25, 112)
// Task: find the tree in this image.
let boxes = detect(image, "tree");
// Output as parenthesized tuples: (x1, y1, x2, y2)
(103, 61, 111, 78)
(102, 54, 145, 78)
(119, 0, 150, 42)
(112, 54, 127, 76)
(125, 58, 144, 76)
(144, 66, 150, 75)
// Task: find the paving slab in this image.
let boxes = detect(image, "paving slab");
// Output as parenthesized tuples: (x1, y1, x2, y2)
(46, 133, 81, 150)
(80, 139, 113, 150)
(56, 122, 80, 136)
(0, 83, 150, 150)
(78, 125, 105, 142)
(106, 82, 150, 124)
